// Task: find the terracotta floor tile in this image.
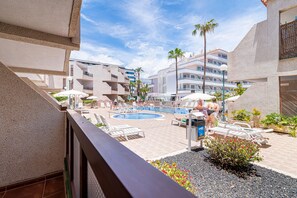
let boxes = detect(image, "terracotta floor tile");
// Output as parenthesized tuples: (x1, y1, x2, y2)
(43, 176, 64, 197)
(4, 182, 44, 198)
(44, 191, 65, 198)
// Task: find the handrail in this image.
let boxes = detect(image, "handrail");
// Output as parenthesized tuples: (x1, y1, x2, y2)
(66, 110, 195, 198)
(280, 20, 297, 59)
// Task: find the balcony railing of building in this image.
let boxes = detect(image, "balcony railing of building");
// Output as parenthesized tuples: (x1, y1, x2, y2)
(83, 71, 93, 77)
(66, 110, 194, 198)
(280, 20, 297, 59)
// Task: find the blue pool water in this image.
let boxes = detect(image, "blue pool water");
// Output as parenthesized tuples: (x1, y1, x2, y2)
(113, 113, 163, 120)
(136, 106, 189, 114)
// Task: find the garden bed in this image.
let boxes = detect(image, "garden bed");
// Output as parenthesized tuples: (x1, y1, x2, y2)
(161, 149, 297, 198)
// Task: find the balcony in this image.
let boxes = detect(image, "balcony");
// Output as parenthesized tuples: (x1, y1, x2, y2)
(65, 110, 194, 197)
(280, 20, 297, 60)
(83, 87, 93, 94)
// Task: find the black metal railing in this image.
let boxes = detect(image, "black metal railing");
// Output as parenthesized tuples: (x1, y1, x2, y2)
(66, 110, 194, 198)
(280, 20, 297, 59)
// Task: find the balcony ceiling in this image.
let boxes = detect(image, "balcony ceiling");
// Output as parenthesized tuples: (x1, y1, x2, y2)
(0, 0, 82, 75)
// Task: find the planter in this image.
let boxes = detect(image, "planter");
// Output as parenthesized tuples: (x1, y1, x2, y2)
(267, 124, 291, 134)
(252, 116, 261, 128)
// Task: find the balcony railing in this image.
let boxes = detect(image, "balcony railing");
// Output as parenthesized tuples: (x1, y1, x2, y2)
(280, 20, 297, 59)
(66, 110, 194, 197)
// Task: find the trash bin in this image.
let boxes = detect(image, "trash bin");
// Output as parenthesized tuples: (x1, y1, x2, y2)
(186, 119, 206, 141)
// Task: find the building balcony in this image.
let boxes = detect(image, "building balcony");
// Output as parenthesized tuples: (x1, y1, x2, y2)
(280, 20, 297, 60)
(83, 87, 93, 94)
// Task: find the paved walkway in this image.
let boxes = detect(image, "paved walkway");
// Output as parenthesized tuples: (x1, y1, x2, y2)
(85, 108, 297, 178)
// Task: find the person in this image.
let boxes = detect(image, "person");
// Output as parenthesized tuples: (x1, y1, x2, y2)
(113, 99, 118, 110)
(194, 99, 207, 116)
(206, 98, 220, 128)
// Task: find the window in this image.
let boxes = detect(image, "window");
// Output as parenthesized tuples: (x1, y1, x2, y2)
(191, 75, 195, 79)
(191, 85, 195, 89)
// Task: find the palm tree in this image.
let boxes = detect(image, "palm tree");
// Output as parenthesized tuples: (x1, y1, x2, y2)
(192, 19, 218, 93)
(135, 67, 144, 97)
(168, 48, 185, 102)
(129, 81, 136, 98)
(140, 84, 150, 101)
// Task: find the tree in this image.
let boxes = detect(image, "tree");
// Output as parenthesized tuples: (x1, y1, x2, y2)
(192, 19, 218, 93)
(135, 67, 144, 97)
(168, 48, 185, 102)
(233, 83, 247, 96)
(129, 81, 136, 97)
(140, 84, 150, 101)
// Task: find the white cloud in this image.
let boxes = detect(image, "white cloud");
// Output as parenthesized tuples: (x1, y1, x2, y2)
(70, 42, 125, 65)
(76, 2, 267, 78)
(179, 6, 266, 52)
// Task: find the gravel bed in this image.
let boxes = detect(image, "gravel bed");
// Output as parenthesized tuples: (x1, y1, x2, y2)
(161, 149, 297, 198)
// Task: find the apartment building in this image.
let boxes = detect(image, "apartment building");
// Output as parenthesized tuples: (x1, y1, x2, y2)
(228, 0, 297, 116)
(125, 68, 136, 83)
(68, 59, 130, 101)
(149, 49, 248, 97)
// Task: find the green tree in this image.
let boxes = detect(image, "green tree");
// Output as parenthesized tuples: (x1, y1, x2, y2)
(233, 83, 247, 96)
(129, 81, 136, 97)
(135, 67, 144, 97)
(168, 48, 185, 102)
(192, 19, 218, 93)
(140, 84, 150, 101)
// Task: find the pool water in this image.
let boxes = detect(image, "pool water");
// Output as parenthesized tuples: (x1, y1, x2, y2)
(136, 106, 189, 114)
(113, 113, 163, 120)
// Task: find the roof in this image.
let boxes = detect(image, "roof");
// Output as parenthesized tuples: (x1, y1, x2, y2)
(261, 0, 268, 6)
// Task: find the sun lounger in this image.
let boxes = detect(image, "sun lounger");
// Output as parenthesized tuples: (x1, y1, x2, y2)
(209, 122, 271, 145)
(171, 114, 187, 126)
(99, 115, 145, 140)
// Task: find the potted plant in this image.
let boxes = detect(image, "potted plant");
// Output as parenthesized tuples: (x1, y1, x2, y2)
(252, 108, 261, 128)
(231, 109, 252, 125)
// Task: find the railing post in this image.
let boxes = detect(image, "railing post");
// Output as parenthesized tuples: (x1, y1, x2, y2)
(70, 126, 74, 181)
(80, 148, 88, 198)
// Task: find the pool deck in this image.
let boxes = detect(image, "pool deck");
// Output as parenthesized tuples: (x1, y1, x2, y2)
(85, 108, 297, 178)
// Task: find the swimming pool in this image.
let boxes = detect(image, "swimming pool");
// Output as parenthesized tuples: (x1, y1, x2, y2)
(112, 113, 164, 120)
(136, 106, 190, 114)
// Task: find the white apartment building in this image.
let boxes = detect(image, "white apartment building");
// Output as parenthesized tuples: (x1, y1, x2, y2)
(228, 0, 297, 116)
(149, 49, 247, 98)
(68, 59, 130, 101)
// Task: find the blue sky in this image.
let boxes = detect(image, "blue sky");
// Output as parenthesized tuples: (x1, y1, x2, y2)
(71, 0, 267, 77)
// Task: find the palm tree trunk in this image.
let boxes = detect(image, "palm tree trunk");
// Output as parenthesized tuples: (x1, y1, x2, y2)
(175, 57, 178, 103)
(203, 32, 206, 94)
(137, 72, 140, 97)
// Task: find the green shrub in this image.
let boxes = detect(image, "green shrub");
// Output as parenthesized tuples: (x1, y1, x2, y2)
(232, 109, 251, 122)
(83, 99, 94, 104)
(261, 113, 290, 127)
(252, 108, 261, 116)
(54, 96, 68, 102)
(150, 161, 195, 194)
(205, 136, 262, 169)
(95, 123, 105, 128)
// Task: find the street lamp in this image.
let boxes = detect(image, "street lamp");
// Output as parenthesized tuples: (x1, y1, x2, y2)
(220, 64, 228, 121)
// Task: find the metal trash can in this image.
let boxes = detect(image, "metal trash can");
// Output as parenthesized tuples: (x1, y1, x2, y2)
(186, 119, 206, 141)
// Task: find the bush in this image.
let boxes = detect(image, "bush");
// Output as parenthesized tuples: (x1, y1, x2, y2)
(150, 161, 195, 194)
(205, 136, 262, 169)
(54, 96, 68, 102)
(83, 99, 94, 104)
(232, 109, 251, 122)
(261, 113, 289, 126)
(95, 123, 105, 128)
(252, 108, 261, 116)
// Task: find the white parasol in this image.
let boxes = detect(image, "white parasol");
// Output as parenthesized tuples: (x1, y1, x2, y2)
(181, 93, 215, 101)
